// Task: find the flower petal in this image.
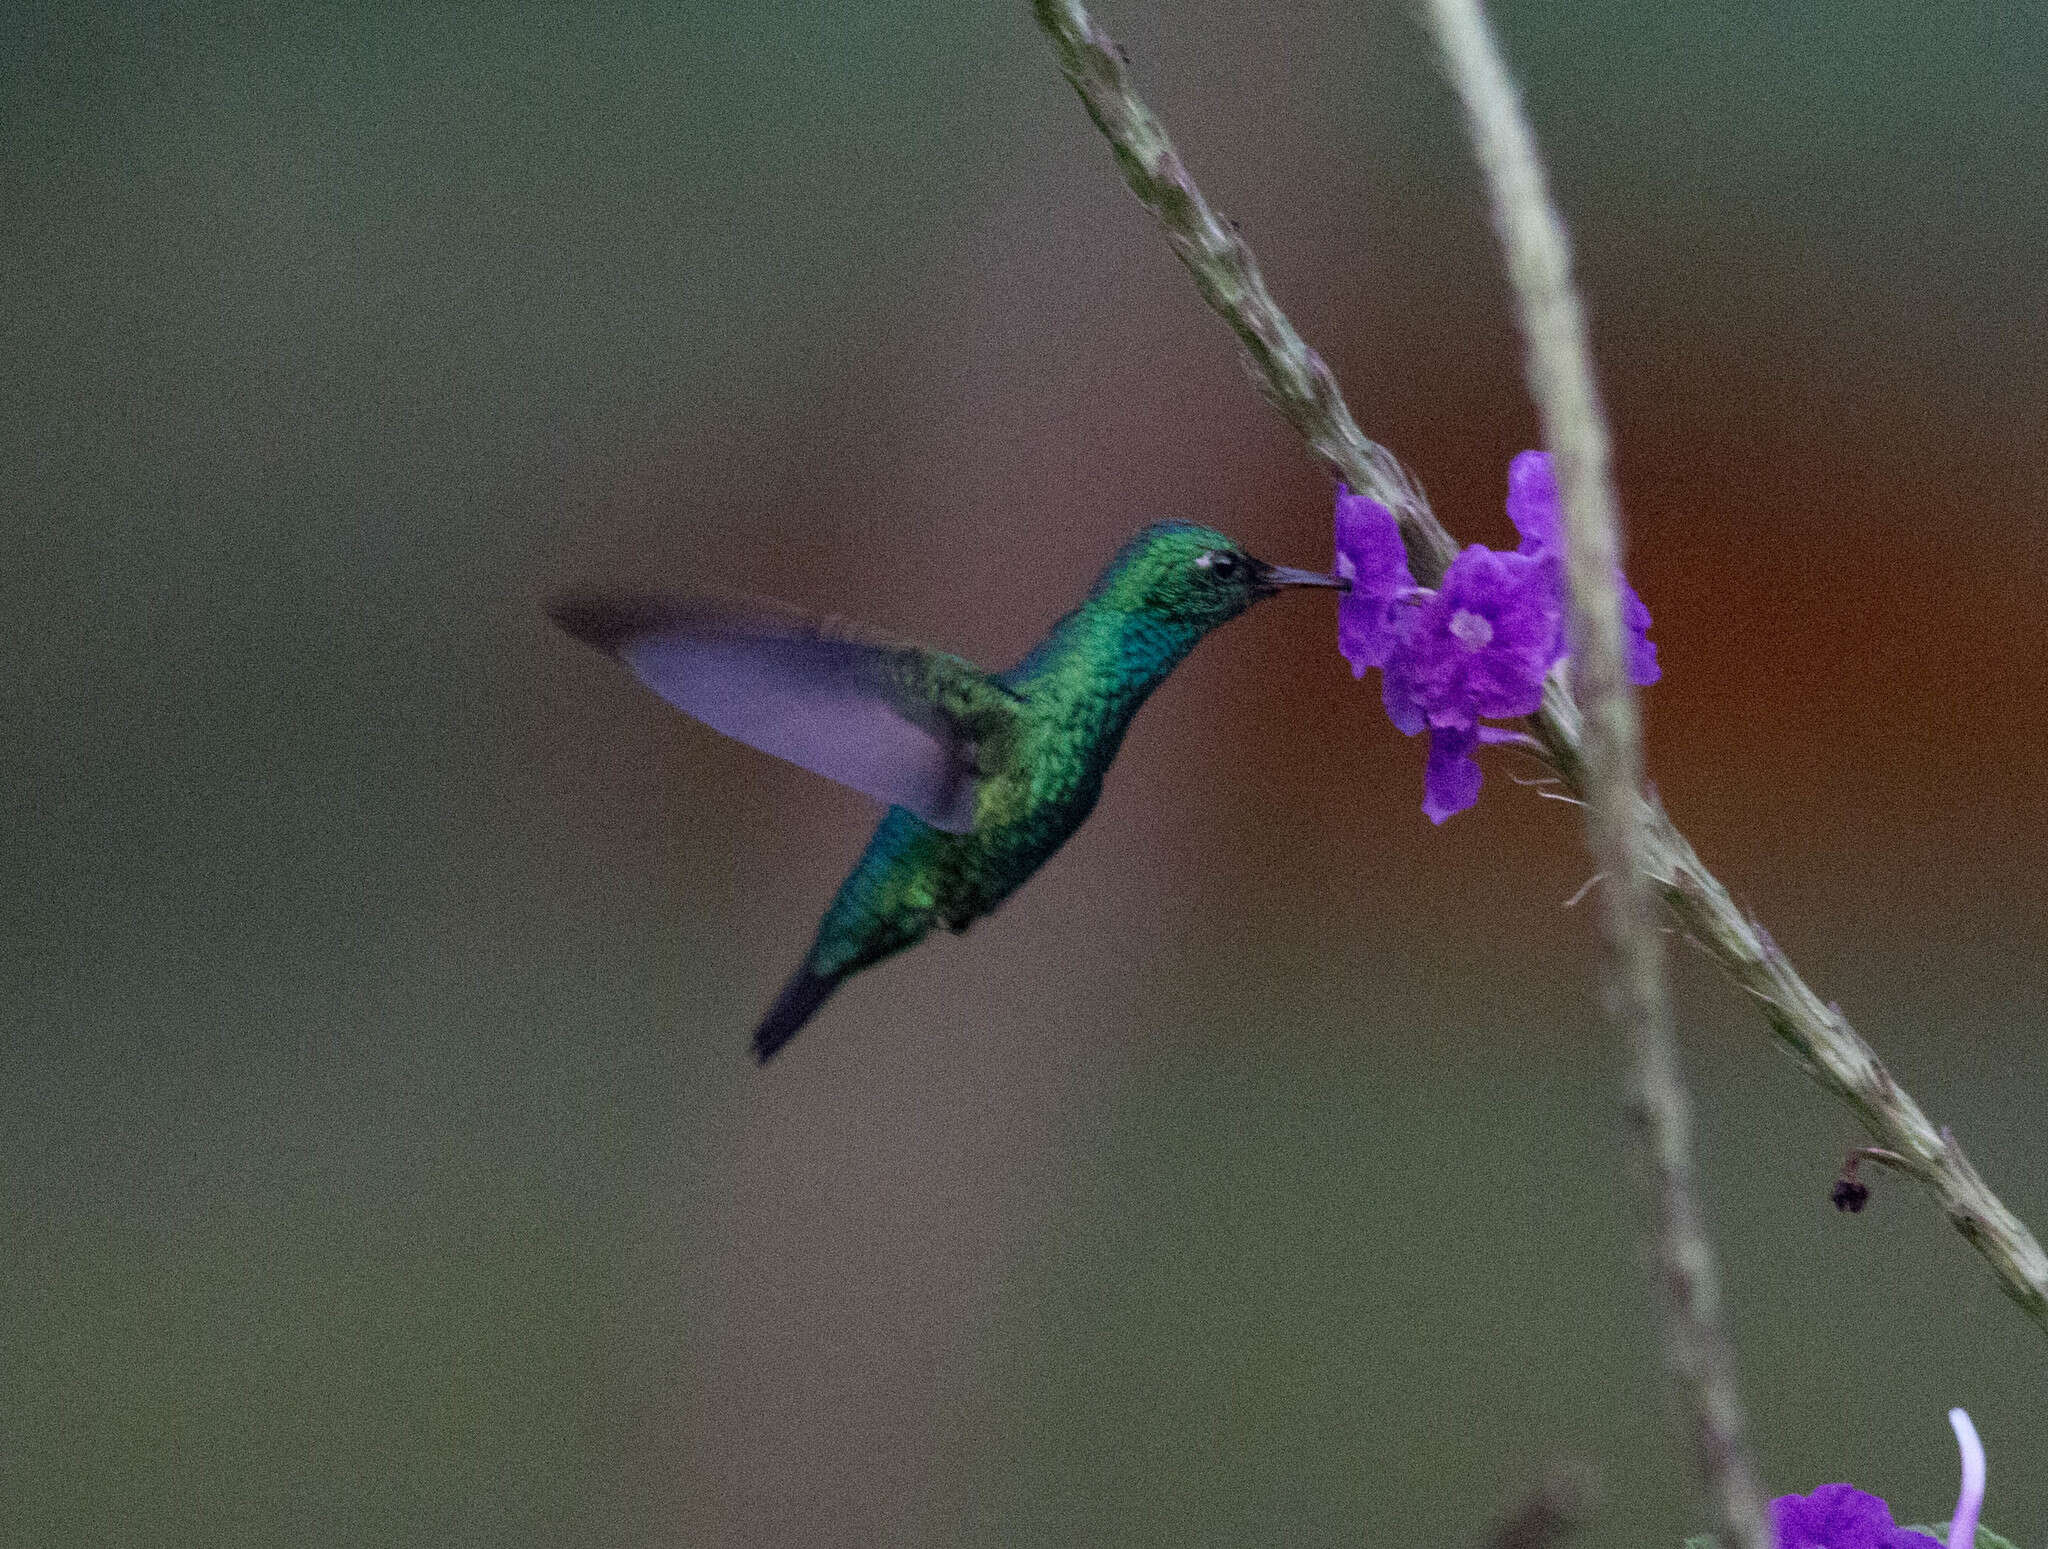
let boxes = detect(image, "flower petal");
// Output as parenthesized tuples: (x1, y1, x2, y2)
(1380, 593, 1443, 734)
(1507, 449, 1560, 555)
(1334, 485, 1418, 674)
(1438, 546, 1563, 718)
(1623, 578, 1660, 685)
(1508, 450, 1659, 686)
(1422, 724, 1483, 824)
(1945, 1409, 1985, 1549)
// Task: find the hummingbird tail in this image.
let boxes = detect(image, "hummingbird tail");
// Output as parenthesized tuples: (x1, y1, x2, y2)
(753, 963, 846, 1063)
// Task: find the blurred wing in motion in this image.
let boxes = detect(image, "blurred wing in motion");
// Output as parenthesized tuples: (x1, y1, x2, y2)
(549, 595, 1016, 833)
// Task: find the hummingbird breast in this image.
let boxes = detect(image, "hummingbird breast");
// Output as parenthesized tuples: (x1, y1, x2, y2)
(935, 651, 1159, 925)
(810, 606, 1195, 974)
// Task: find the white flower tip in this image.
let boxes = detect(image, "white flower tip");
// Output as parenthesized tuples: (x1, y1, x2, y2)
(1945, 1407, 1985, 1549)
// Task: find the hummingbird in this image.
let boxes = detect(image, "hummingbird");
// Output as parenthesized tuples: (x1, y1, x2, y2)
(552, 520, 1343, 1062)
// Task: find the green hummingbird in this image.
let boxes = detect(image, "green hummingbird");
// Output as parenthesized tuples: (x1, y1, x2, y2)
(552, 520, 1342, 1061)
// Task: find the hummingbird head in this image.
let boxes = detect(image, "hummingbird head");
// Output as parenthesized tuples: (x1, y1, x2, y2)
(1089, 521, 1345, 632)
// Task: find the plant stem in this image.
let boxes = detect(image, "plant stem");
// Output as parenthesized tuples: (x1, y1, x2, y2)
(1027, 0, 1453, 582)
(1418, 1, 1766, 1542)
(1024, 0, 2048, 1333)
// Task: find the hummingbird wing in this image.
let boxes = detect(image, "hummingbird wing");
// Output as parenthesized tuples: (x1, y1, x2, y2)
(549, 594, 1020, 834)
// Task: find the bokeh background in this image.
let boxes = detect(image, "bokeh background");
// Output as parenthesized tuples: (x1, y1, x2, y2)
(7, 1, 2046, 1544)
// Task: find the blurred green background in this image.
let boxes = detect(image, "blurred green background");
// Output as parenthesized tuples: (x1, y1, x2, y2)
(6, 1, 2045, 1544)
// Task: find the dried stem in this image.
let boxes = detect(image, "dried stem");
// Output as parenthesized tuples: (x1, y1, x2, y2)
(1420, 0, 1765, 1542)
(1636, 808, 2048, 1322)
(1024, 0, 2048, 1330)
(1027, 0, 1455, 582)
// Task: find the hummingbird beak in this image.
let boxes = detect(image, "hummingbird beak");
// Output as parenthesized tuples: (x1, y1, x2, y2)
(1255, 562, 1351, 594)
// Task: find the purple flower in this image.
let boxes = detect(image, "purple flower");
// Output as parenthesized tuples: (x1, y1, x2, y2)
(1771, 1486, 1941, 1549)
(1331, 454, 1663, 823)
(1381, 544, 1562, 736)
(1765, 1410, 1989, 1549)
(1334, 485, 1419, 675)
(1505, 449, 1660, 687)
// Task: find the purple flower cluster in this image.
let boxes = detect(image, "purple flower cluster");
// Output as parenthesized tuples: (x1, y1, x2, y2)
(1772, 1486, 1943, 1549)
(1335, 451, 1658, 822)
(1744, 1409, 1991, 1549)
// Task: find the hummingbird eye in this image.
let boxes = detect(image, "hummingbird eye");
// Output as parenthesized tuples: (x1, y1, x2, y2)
(1194, 550, 1241, 580)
